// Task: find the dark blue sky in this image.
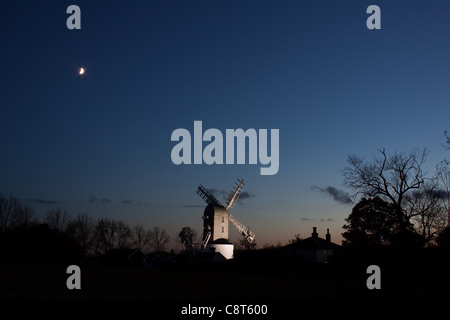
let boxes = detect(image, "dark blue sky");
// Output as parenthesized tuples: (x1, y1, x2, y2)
(1, 0, 450, 246)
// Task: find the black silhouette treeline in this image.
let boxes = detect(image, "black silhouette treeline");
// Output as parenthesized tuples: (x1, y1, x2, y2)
(1, 190, 450, 261)
(0, 196, 172, 264)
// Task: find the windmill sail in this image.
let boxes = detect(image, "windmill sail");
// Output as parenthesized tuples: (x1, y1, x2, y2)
(229, 213, 255, 243)
(225, 178, 245, 210)
(197, 184, 223, 207)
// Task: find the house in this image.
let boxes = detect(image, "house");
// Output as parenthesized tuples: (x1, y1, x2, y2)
(146, 252, 181, 269)
(283, 227, 341, 263)
(194, 251, 227, 262)
(100, 248, 149, 267)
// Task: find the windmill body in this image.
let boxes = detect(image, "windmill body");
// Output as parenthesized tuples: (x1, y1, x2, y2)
(196, 179, 255, 260)
(203, 205, 229, 242)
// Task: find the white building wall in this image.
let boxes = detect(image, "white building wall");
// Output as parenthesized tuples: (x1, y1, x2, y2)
(209, 243, 234, 260)
(212, 207, 229, 241)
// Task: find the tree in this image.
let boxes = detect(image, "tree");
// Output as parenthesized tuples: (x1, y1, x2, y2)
(115, 220, 132, 249)
(132, 224, 151, 251)
(404, 181, 447, 243)
(178, 226, 197, 252)
(66, 213, 95, 257)
(13, 205, 35, 227)
(0, 196, 24, 232)
(237, 237, 257, 250)
(44, 208, 71, 232)
(437, 225, 450, 250)
(436, 159, 450, 225)
(94, 218, 116, 254)
(288, 233, 302, 244)
(262, 242, 282, 249)
(343, 148, 428, 229)
(443, 130, 450, 150)
(93, 218, 132, 254)
(148, 226, 170, 252)
(342, 197, 415, 247)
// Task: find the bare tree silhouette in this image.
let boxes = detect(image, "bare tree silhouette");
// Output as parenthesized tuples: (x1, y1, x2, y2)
(44, 208, 71, 232)
(14, 205, 35, 227)
(343, 148, 428, 219)
(133, 224, 151, 251)
(404, 182, 447, 243)
(94, 218, 117, 254)
(436, 159, 450, 225)
(66, 213, 95, 256)
(93, 218, 133, 254)
(116, 220, 132, 249)
(148, 226, 170, 253)
(0, 196, 23, 232)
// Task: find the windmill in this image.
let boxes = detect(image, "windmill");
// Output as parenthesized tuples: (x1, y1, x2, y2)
(196, 178, 255, 259)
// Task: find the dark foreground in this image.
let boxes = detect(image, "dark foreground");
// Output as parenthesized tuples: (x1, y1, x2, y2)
(1, 249, 449, 302)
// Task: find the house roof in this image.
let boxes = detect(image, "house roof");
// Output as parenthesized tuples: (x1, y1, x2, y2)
(194, 251, 227, 261)
(285, 236, 341, 250)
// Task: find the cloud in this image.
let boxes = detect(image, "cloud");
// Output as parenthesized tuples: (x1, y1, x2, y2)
(209, 188, 256, 204)
(408, 188, 450, 202)
(121, 200, 133, 204)
(209, 189, 227, 197)
(435, 189, 450, 200)
(311, 185, 352, 205)
(301, 217, 336, 222)
(25, 198, 63, 205)
(89, 196, 112, 204)
(240, 191, 256, 200)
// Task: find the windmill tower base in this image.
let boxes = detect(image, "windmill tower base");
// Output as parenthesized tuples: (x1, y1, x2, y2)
(207, 242, 234, 260)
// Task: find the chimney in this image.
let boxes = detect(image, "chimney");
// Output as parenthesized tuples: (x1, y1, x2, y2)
(312, 227, 318, 239)
(326, 228, 331, 242)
